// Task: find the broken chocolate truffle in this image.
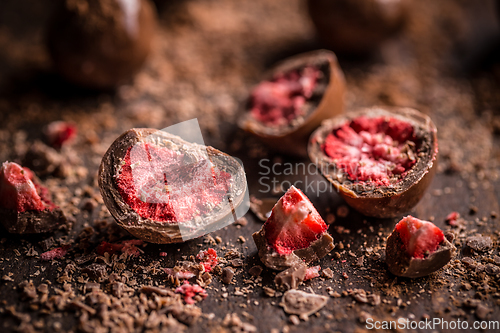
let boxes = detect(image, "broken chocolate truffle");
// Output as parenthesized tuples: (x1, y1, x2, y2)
(239, 50, 345, 156)
(47, 0, 157, 89)
(309, 107, 438, 218)
(252, 186, 334, 270)
(0, 162, 66, 233)
(98, 128, 248, 244)
(386, 216, 456, 278)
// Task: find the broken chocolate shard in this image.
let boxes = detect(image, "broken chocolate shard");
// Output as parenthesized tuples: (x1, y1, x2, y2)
(386, 216, 456, 278)
(248, 265, 263, 277)
(252, 186, 334, 270)
(249, 196, 277, 222)
(275, 263, 307, 291)
(281, 289, 328, 316)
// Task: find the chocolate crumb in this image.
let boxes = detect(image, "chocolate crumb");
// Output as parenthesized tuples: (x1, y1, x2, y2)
(321, 268, 333, 279)
(248, 265, 263, 277)
(221, 267, 234, 284)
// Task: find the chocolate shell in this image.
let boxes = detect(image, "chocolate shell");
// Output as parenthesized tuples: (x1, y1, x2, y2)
(98, 128, 248, 244)
(308, 107, 438, 218)
(0, 208, 65, 234)
(47, 0, 156, 89)
(239, 50, 345, 157)
(253, 230, 334, 271)
(307, 0, 409, 54)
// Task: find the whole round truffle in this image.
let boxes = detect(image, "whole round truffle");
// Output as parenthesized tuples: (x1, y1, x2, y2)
(307, 0, 409, 54)
(47, 0, 157, 89)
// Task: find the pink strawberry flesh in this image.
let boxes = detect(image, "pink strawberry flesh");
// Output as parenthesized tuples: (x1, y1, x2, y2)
(322, 116, 418, 186)
(263, 186, 328, 255)
(394, 216, 445, 259)
(116, 142, 232, 223)
(0, 162, 46, 213)
(250, 66, 321, 126)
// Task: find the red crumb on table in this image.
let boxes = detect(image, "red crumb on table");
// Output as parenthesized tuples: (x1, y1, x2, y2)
(0, 162, 55, 212)
(322, 116, 417, 186)
(175, 281, 207, 304)
(395, 216, 444, 259)
(196, 248, 218, 272)
(304, 265, 321, 280)
(445, 211, 460, 226)
(44, 121, 77, 149)
(250, 66, 321, 126)
(264, 186, 327, 255)
(41, 245, 70, 261)
(96, 240, 143, 256)
(116, 143, 232, 223)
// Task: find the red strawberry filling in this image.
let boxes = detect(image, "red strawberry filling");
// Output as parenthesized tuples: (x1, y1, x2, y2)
(44, 121, 77, 149)
(250, 66, 321, 126)
(322, 116, 418, 186)
(263, 186, 328, 255)
(394, 216, 445, 259)
(196, 248, 218, 272)
(0, 162, 56, 213)
(116, 143, 232, 223)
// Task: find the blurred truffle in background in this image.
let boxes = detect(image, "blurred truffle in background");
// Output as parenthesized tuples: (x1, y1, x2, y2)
(46, 0, 157, 90)
(307, 0, 409, 55)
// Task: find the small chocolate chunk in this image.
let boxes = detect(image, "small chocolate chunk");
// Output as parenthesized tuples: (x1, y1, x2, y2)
(221, 267, 234, 284)
(82, 263, 108, 281)
(281, 289, 328, 316)
(484, 263, 500, 276)
(461, 257, 476, 269)
(248, 265, 263, 277)
(274, 263, 307, 291)
(230, 259, 244, 267)
(466, 235, 493, 252)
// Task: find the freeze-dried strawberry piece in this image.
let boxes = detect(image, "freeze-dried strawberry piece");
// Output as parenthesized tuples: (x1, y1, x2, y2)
(41, 245, 70, 261)
(250, 66, 321, 126)
(253, 186, 334, 270)
(196, 248, 218, 272)
(304, 265, 321, 281)
(386, 215, 456, 278)
(445, 212, 460, 226)
(44, 121, 77, 149)
(394, 216, 444, 259)
(0, 162, 66, 233)
(0, 162, 45, 213)
(175, 281, 207, 304)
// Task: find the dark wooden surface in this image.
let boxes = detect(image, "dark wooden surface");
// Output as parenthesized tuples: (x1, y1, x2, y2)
(1, 0, 500, 332)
